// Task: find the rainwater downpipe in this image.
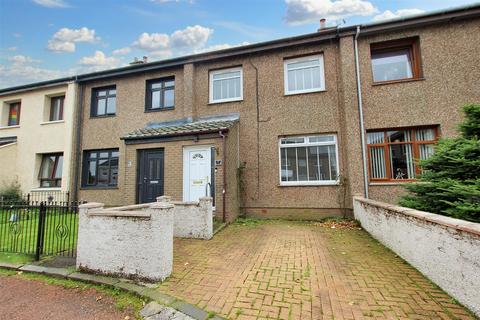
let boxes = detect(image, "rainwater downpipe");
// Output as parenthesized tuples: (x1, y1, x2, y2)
(219, 130, 227, 223)
(354, 26, 369, 198)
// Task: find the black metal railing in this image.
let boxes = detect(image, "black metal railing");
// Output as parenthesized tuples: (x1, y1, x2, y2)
(0, 191, 71, 206)
(0, 201, 80, 260)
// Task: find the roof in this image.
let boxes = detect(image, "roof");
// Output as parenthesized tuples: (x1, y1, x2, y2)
(1, 3, 479, 94)
(0, 136, 17, 147)
(121, 118, 238, 141)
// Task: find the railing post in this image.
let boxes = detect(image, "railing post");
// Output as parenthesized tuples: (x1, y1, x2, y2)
(35, 202, 46, 261)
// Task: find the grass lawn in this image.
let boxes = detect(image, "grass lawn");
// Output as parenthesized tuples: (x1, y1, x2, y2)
(0, 252, 34, 264)
(0, 208, 78, 256)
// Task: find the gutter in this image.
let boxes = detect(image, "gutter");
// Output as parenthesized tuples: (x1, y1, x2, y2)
(354, 26, 369, 199)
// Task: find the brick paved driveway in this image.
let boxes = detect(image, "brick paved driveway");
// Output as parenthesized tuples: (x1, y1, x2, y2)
(158, 220, 474, 320)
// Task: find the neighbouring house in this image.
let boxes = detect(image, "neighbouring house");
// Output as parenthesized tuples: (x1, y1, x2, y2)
(1, 5, 479, 221)
(0, 79, 77, 201)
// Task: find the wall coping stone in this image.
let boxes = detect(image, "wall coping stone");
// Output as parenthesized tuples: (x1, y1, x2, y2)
(354, 196, 480, 237)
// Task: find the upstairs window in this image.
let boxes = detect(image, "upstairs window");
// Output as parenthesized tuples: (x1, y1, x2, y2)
(50, 96, 64, 121)
(370, 37, 421, 83)
(284, 54, 325, 95)
(367, 127, 438, 182)
(209, 67, 243, 103)
(82, 149, 119, 187)
(146, 77, 175, 111)
(39, 153, 63, 187)
(91, 86, 116, 117)
(279, 134, 338, 185)
(8, 102, 21, 126)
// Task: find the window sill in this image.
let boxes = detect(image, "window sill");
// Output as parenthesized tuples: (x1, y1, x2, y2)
(284, 88, 326, 96)
(279, 182, 339, 187)
(369, 181, 415, 186)
(0, 125, 20, 130)
(80, 186, 119, 190)
(208, 98, 243, 105)
(30, 187, 62, 192)
(40, 120, 65, 125)
(144, 107, 175, 113)
(372, 77, 425, 86)
(90, 114, 116, 119)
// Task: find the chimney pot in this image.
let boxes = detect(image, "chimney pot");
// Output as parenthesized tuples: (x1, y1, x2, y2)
(320, 18, 326, 30)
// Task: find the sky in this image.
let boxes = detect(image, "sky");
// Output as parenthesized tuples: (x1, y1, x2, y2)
(0, 0, 478, 89)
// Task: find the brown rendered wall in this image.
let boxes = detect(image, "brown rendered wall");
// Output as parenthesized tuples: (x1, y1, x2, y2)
(356, 18, 480, 203)
(76, 17, 480, 220)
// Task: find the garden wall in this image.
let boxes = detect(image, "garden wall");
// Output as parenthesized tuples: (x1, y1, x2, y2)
(353, 196, 480, 317)
(157, 196, 213, 240)
(77, 201, 174, 281)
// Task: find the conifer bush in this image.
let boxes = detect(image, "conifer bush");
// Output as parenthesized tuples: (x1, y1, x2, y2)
(399, 104, 480, 222)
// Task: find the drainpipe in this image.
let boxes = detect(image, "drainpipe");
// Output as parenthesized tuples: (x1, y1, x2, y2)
(354, 26, 369, 198)
(219, 130, 227, 223)
(72, 77, 84, 203)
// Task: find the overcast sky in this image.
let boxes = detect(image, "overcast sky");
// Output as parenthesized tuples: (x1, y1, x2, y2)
(0, 0, 478, 88)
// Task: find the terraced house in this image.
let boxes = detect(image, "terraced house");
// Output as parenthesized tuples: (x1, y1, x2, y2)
(0, 79, 77, 201)
(1, 5, 479, 221)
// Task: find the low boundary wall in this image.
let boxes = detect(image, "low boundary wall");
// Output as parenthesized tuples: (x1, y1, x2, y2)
(77, 201, 174, 281)
(353, 196, 480, 317)
(157, 196, 213, 240)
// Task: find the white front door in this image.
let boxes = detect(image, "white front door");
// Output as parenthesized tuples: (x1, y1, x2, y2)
(183, 146, 212, 202)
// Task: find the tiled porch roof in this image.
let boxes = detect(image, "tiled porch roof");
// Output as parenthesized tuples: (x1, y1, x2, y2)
(121, 118, 237, 140)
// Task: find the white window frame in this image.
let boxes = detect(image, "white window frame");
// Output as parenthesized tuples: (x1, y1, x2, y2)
(209, 67, 243, 104)
(278, 134, 339, 186)
(284, 54, 325, 95)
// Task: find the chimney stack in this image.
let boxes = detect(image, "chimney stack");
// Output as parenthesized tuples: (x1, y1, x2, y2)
(319, 18, 326, 30)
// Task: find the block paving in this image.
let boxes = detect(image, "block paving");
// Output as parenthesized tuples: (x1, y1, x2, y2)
(157, 220, 475, 320)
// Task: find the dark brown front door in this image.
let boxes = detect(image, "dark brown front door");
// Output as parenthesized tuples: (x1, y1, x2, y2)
(137, 149, 164, 203)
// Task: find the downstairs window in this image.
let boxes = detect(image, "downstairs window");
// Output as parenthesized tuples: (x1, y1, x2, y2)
(367, 127, 438, 182)
(39, 153, 63, 187)
(279, 134, 338, 185)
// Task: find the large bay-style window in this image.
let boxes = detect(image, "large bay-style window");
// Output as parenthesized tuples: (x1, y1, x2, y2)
(91, 86, 116, 117)
(39, 153, 63, 187)
(279, 134, 338, 185)
(284, 54, 325, 95)
(209, 67, 243, 103)
(146, 77, 175, 111)
(367, 127, 438, 182)
(82, 149, 119, 187)
(370, 37, 421, 83)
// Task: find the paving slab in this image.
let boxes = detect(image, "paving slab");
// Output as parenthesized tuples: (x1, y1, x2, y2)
(68, 272, 120, 286)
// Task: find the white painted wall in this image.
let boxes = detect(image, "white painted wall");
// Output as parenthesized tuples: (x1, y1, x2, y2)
(157, 195, 213, 240)
(0, 83, 76, 195)
(76, 202, 174, 281)
(353, 196, 480, 317)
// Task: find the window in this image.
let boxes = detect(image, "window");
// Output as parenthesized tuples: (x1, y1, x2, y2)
(370, 38, 421, 83)
(8, 102, 21, 126)
(209, 67, 243, 103)
(367, 127, 438, 182)
(146, 77, 175, 111)
(82, 149, 119, 187)
(91, 86, 116, 117)
(39, 153, 63, 187)
(284, 54, 325, 95)
(279, 134, 338, 185)
(49, 96, 64, 121)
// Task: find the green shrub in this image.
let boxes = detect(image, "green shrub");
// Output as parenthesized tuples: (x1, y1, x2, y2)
(399, 104, 480, 222)
(0, 180, 24, 203)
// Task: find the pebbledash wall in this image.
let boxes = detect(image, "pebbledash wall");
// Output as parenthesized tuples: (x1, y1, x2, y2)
(353, 197, 480, 317)
(75, 14, 480, 220)
(0, 82, 76, 195)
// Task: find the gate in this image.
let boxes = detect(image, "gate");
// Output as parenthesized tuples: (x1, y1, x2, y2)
(0, 201, 79, 260)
